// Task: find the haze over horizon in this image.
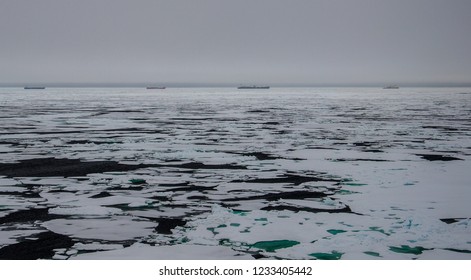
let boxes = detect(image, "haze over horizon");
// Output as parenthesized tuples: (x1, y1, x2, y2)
(1, 0, 471, 86)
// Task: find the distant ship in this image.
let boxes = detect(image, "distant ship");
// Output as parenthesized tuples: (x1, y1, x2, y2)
(237, 86, 270, 89)
(146, 86, 166, 89)
(383, 85, 399, 89)
(24, 86, 46, 90)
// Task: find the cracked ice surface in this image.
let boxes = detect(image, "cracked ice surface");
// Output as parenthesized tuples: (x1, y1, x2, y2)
(0, 87, 470, 259)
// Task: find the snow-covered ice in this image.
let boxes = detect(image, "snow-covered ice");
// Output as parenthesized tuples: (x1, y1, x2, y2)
(0, 87, 470, 259)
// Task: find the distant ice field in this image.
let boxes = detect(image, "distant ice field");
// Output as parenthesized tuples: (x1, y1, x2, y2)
(0, 87, 470, 259)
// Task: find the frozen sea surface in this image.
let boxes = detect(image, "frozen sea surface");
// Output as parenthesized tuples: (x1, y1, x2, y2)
(0, 87, 470, 259)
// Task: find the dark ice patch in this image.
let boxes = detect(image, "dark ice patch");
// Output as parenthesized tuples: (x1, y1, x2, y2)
(0, 231, 74, 260)
(187, 195, 209, 200)
(353, 141, 379, 147)
(246, 109, 270, 113)
(107, 109, 145, 113)
(129, 178, 147, 185)
(0, 208, 65, 224)
(261, 205, 353, 214)
(272, 130, 290, 135)
(222, 190, 328, 202)
(0, 141, 23, 146)
(251, 253, 268, 259)
(154, 218, 187, 234)
(362, 149, 384, 153)
(251, 240, 300, 252)
(90, 191, 113, 199)
(169, 117, 213, 121)
(309, 251, 343, 260)
(106, 203, 157, 211)
(67, 140, 122, 145)
(444, 248, 471, 254)
(0, 158, 154, 177)
(160, 162, 246, 170)
(333, 158, 390, 162)
(440, 218, 468, 224)
(422, 126, 459, 131)
(416, 154, 463, 161)
(232, 174, 340, 185)
(149, 195, 171, 202)
(157, 184, 217, 192)
(305, 146, 338, 150)
(363, 251, 381, 257)
(389, 245, 430, 255)
(228, 151, 281, 160)
(47, 189, 77, 194)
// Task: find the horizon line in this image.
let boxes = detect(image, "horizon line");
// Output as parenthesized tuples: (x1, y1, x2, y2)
(2, 82, 471, 88)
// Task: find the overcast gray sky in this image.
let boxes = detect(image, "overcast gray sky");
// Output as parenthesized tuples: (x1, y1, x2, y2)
(1, 0, 470, 86)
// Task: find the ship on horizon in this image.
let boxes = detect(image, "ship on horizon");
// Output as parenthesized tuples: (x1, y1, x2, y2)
(24, 86, 46, 90)
(383, 85, 399, 89)
(237, 85, 270, 89)
(146, 86, 166, 89)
